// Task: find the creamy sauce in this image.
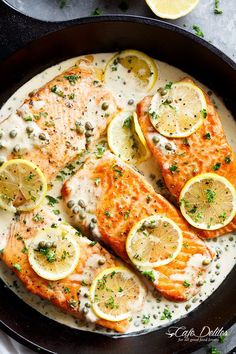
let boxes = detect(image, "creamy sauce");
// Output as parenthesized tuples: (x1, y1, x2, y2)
(0, 53, 235, 337)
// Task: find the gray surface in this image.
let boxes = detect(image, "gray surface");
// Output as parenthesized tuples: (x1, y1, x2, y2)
(1, 0, 236, 353)
(2, 0, 236, 61)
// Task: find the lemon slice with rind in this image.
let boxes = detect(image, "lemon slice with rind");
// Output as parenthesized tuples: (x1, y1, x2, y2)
(107, 111, 150, 164)
(90, 267, 145, 322)
(0, 159, 47, 212)
(28, 227, 80, 281)
(180, 173, 236, 230)
(149, 81, 207, 138)
(126, 215, 183, 268)
(146, 0, 200, 20)
(104, 50, 158, 92)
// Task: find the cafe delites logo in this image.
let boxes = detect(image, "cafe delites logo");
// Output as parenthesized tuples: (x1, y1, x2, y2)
(165, 326, 228, 342)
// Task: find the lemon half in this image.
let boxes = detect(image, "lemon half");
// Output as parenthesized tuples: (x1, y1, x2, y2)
(90, 267, 145, 322)
(149, 81, 207, 138)
(0, 159, 47, 212)
(126, 215, 183, 268)
(146, 0, 200, 20)
(28, 226, 80, 281)
(180, 173, 236, 230)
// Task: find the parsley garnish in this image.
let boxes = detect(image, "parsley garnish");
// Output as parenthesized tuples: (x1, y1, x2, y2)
(104, 210, 111, 218)
(13, 263, 21, 272)
(142, 270, 155, 282)
(46, 195, 59, 206)
(193, 25, 204, 38)
(206, 189, 216, 203)
(169, 164, 179, 173)
(183, 280, 191, 288)
(212, 162, 221, 171)
(201, 108, 207, 118)
(91, 8, 102, 16)
(225, 156, 231, 164)
(214, 0, 223, 14)
(203, 132, 211, 139)
(160, 308, 172, 320)
(123, 115, 132, 128)
(64, 75, 79, 86)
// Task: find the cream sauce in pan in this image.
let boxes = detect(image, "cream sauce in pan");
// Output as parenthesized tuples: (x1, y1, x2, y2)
(0, 53, 235, 336)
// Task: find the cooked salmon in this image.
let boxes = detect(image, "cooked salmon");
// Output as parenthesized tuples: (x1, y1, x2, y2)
(1, 56, 118, 180)
(0, 206, 129, 333)
(137, 78, 236, 238)
(62, 151, 214, 302)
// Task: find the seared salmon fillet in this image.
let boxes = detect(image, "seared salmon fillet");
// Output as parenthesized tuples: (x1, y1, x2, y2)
(0, 57, 118, 180)
(62, 152, 214, 302)
(137, 78, 236, 238)
(0, 206, 130, 333)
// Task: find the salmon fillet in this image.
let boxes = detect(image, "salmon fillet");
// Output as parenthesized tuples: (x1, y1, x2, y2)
(0, 56, 118, 180)
(137, 78, 236, 238)
(0, 206, 130, 333)
(62, 152, 214, 302)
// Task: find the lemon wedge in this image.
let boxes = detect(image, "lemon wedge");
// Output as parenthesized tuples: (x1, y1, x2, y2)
(90, 267, 145, 322)
(107, 111, 150, 164)
(0, 159, 47, 212)
(126, 215, 183, 268)
(146, 0, 200, 19)
(149, 81, 207, 138)
(28, 226, 80, 281)
(180, 173, 236, 230)
(104, 49, 158, 92)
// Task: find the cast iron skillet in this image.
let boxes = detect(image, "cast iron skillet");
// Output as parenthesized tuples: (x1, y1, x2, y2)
(0, 15, 235, 354)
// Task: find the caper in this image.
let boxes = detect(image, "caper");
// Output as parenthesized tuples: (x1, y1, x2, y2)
(202, 259, 211, 266)
(13, 144, 20, 153)
(0, 131, 3, 139)
(157, 87, 167, 96)
(79, 212, 86, 220)
(82, 307, 89, 315)
(98, 258, 105, 265)
(85, 131, 93, 138)
(85, 121, 94, 130)
(73, 206, 80, 214)
(89, 222, 95, 230)
(185, 304, 191, 311)
(152, 136, 159, 145)
(45, 241, 54, 248)
(0, 143, 4, 150)
(216, 264, 220, 269)
(86, 137, 91, 144)
(101, 102, 109, 111)
(78, 199, 86, 209)
(84, 292, 89, 298)
(9, 130, 17, 138)
(91, 217, 97, 223)
(38, 241, 46, 248)
(165, 143, 172, 151)
(165, 98, 173, 104)
(0, 157, 5, 166)
(128, 99, 134, 105)
(76, 124, 84, 135)
(210, 278, 215, 283)
(39, 133, 46, 141)
(67, 200, 75, 209)
(26, 126, 34, 134)
(85, 302, 91, 308)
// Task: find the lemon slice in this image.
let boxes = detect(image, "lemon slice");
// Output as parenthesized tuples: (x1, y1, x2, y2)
(126, 215, 183, 268)
(90, 267, 145, 322)
(180, 173, 236, 230)
(104, 50, 158, 92)
(28, 227, 80, 281)
(107, 111, 150, 164)
(146, 0, 200, 19)
(149, 81, 207, 138)
(0, 159, 47, 212)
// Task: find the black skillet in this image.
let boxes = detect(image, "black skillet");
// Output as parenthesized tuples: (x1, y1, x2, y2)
(0, 11, 235, 354)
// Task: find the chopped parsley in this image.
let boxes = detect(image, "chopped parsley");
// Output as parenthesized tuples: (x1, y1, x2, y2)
(105, 296, 118, 309)
(64, 74, 79, 85)
(89, 241, 97, 247)
(13, 263, 21, 272)
(212, 162, 221, 171)
(169, 164, 179, 173)
(208, 347, 220, 354)
(225, 156, 231, 164)
(50, 85, 65, 98)
(206, 189, 216, 203)
(59, 0, 67, 9)
(160, 308, 172, 320)
(33, 213, 44, 222)
(165, 82, 173, 90)
(104, 210, 111, 218)
(183, 138, 190, 147)
(95, 142, 106, 158)
(203, 132, 211, 140)
(124, 211, 130, 220)
(218, 334, 226, 343)
(37, 245, 56, 263)
(91, 8, 102, 16)
(123, 115, 132, 128)
(193, 25, 204, 38)
(46, 195, 59, 206)
(93, 177, 101, 186)
(142, 270, 155, 282)
(201, 108, 207, 118)
(142, 314, 150, 325)
(214, 0, 223, 14)
(183, 280, 191, 288)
